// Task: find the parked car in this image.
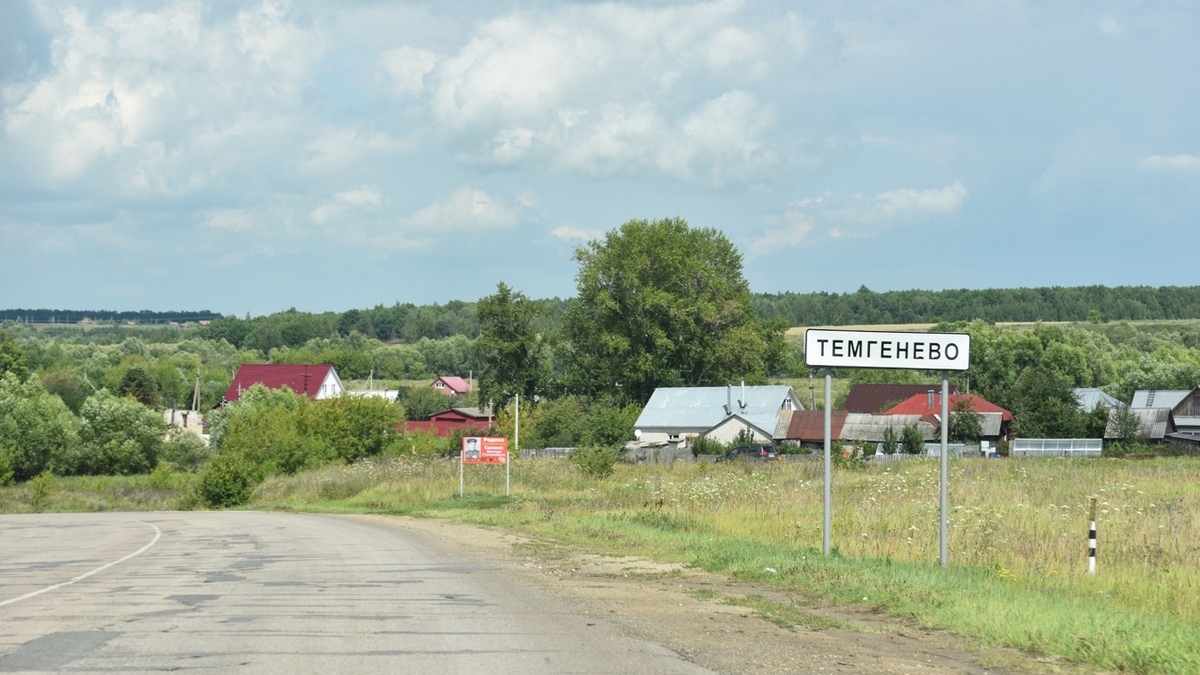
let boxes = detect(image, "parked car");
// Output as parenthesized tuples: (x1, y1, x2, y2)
(720, 443, 777, 461)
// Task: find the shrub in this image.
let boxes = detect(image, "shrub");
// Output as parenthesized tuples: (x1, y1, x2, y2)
(197, 453, 259, 508)
(163, 428, 212, 472)
(900, 423, 925, 455)
(570, 446, 621, 478)
(690, 435, 726, 457)
(65, 390, 166, 475)
(881, 426, 899, 455)
(0, 373, 78, 481)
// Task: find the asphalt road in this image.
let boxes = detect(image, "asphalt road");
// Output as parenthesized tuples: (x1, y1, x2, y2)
(0, 512, 714, 674)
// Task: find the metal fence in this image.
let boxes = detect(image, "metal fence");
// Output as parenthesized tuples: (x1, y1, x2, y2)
(1010, 438, 1102, 458)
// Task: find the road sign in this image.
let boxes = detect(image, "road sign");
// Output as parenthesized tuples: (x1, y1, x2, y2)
(804, 328, 970, 371)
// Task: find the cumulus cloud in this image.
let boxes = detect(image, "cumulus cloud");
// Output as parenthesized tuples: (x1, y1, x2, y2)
(750, 181, 969, 251)
(749, 209, 815, 256)
(311, 185, 385, 224)
(417, 2, 802, 184)
(2, 2, 324, 191)
(381, 45, 438, 97)
(1138, 154, 1200, 171)
(400, 187, 520, 232)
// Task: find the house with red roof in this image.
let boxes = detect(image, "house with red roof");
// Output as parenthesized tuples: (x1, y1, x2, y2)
(882, 391, 1011, 446)
(222, 364, 345, 404)
(431, 375, 471, 396)
(404, 407, 493, 437)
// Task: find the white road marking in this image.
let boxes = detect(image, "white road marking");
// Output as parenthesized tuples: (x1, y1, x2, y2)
(0, 521, 162, 608)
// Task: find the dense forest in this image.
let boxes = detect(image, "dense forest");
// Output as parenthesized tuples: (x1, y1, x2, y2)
(6, 285, 1199, 350)
(752, 285, 1200, 326)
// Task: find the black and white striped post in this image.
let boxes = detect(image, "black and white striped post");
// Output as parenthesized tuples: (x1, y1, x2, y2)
(1088, 496, 1098, 575)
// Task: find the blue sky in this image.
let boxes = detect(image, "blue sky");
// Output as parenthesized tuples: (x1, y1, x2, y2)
(1, 1, 1197, 317)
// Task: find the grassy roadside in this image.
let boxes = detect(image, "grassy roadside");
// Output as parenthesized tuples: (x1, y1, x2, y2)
(4, 456, 1198, 673)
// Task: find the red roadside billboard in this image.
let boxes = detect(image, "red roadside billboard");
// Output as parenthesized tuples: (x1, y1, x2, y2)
(461, 436, 508, 464)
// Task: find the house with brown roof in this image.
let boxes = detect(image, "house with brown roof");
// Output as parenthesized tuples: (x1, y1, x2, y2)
(843, 383, 960, 414)
(222, 364, 344, 404)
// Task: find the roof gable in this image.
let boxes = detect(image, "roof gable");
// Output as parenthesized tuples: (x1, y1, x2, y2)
(223, 364, 337, 403)
(433, 376, 471, 394)
(1130, 389, 1191, 409)
(843, 384, 960, 414)
(783, 410, 848, 442)
(883, 392, 1012, 421)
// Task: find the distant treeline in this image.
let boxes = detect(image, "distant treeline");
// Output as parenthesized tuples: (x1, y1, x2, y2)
(6, 285, 1199, 352)
(0, 309, 221, 324)
(753, 285, 1200, 326)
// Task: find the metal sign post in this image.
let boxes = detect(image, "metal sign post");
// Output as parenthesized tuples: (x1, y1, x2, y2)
(940, 373, 949, 567)
(823, 368, 832, 556)
(805, 328, 970, 566)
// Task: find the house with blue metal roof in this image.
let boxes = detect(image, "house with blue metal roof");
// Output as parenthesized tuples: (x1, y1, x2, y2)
(633, 384, 803, 446)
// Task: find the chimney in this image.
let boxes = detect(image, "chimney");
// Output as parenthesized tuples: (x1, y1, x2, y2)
(927, 390, 935, 409)
(724, 385, 732, 416)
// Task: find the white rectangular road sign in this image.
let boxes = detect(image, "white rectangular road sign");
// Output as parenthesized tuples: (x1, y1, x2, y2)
(804, 328, 970, 371)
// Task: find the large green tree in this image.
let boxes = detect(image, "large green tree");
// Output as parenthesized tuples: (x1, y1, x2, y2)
(0, 330, 29, 381)
(561, 217, 785, 405)
(475, 283, 550, 409)
(0, 373, 78, 482)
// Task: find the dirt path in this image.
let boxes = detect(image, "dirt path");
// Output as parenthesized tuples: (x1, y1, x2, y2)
(367, 515, 1085, 675)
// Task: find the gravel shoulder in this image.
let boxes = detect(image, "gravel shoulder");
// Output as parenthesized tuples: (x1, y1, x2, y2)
(360, 514, 1090, 675)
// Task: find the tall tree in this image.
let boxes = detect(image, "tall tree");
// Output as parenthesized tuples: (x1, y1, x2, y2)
(0, 330, 29, 381)
(561, 217, 784, 405)
(475, 283, 549, 409)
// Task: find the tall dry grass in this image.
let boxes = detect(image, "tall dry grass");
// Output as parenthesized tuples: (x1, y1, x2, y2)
(254, 454, 1200, 624)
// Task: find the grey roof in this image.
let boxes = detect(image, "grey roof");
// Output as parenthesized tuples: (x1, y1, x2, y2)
(1074, 388, 1122, 412)
(1105, 407, 1172, 440)
(979, 412, 1004, 437)
(840, 413, 936, 442)
(1130, 390, 1190, 410)
(635, 385, 801, 435)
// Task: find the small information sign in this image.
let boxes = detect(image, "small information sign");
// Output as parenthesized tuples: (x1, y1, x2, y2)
(461, 436, 508, 465)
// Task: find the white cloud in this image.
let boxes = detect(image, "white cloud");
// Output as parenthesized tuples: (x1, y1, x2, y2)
(873, 181, 969, 219)
(551, 223, 602, 242)
(749, 209, 815, 256)
(204, 209, 255, 231)
(751, 181, 969, 250)
(381, 45, 438, 97)
(311, 185, 385, 223)
(1097, 13, 1124, 38)
(400, 187, 520, 232)
(3, 2, 324, 190)
(418, 2, 801, 184)
(1138, 154, 1200, 171)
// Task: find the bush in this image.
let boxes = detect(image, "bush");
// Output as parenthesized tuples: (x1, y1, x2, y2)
(0, 373, 78, 481)
(881, 426, 899, 455)
(689, 435, 726, 457)
(163, 428, 212, 472)
(64, 390, 166, 475)
(570, 446, 621, 478)
(197, 453, 259, 508)
(901, 423, 925, 455)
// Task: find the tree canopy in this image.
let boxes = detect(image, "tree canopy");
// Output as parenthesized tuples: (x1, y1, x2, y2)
(475, 283, 550, 409)
(561, 217, 785, 405)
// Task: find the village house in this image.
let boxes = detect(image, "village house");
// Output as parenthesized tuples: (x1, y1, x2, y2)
(222, 364, 345, 404)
